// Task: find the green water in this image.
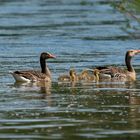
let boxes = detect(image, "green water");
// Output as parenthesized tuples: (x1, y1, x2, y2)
(0, 0, 140, 139)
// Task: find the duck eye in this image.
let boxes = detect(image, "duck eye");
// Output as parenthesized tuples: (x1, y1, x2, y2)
(129, 51, 133, 54)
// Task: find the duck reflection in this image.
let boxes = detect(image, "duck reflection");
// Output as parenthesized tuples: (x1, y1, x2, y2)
(129, 96, 140, 105)
(13, 81, 52, 96)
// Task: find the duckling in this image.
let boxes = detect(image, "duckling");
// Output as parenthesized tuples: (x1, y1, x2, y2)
(58, 74, 70, 82)
(58, 69, 78, 82)
(79, 69, 99, 82)
(69, 69, 78, 81)
(79, 70, 90, 81)
(93, 69, 100, 82)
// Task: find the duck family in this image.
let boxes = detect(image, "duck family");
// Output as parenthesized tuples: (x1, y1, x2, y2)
(10, 49, 140, 83)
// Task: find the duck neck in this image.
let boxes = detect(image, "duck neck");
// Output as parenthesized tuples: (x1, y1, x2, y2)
(95, 73, 99, 82)
(125, 53, 134, 72)
(40, 58, 51, 77)
(71, 73, 77, 81)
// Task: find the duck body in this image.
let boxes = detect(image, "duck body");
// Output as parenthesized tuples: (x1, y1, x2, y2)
(95, 50, 140, 82)
(10, 70, 51, 82)
(58, 74, 71, 82)
(10, 52, 55, 82)
(96, 66, 127, 82)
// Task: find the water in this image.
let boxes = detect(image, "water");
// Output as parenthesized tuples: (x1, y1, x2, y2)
(0, 0, 140, 139)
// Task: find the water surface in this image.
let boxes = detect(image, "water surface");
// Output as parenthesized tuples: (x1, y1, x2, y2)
(0, 0, 140, 140)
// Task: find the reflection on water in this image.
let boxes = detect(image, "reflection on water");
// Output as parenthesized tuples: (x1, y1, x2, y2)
(14, 81, 52, 94)
(0, 0, 140, 140)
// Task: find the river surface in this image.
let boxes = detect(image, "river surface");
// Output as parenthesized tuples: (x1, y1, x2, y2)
(0, 0, 140, 140)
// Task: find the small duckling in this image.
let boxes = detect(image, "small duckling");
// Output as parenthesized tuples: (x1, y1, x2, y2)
(79, 69, 99, 82)
(79, 70, 90, 81)
(93, 69, 100, 82)
(58, 74, 70, 82)
(69, 69, 78, 81)
(58, 69, 78, 82)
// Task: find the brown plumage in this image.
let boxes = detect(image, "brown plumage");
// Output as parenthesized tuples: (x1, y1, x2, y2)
(10, 52, 56, 82)
(95, 50, 140, 82)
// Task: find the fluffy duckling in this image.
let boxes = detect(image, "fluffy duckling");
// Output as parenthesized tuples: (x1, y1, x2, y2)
(69, 69, 78, 81)
(94, 69, 100, 82)
(58, 74, 70, 82)
(58, 69, 78, 82)
(79, 69, 99, 82)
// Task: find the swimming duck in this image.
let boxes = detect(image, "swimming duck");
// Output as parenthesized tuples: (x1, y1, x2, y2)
(58, 69, 78, 82)
(10, 52, 56, 82)
(95, 50, 140, 81)
(79, 69, 99, 82)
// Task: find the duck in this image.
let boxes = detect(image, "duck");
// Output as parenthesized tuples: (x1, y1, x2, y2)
(95, 50, 140, 82)
(79, 69, 99, 82)
(69, 69, 78, 81)
(10, 52, 56, 82)
(58, 69, 78, 82)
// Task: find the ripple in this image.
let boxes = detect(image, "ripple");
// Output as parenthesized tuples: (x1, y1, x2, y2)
(0, 0, 140, 139)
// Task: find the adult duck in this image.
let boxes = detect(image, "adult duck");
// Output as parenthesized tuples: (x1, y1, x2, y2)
(10, 52, 56, 82)
(95, 50, 140, 81)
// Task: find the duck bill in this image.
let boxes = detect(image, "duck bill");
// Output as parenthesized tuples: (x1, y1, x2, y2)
(135, 50, 140, 54)
(49, 54, 56, 59)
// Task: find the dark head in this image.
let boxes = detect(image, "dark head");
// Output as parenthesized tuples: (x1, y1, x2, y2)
(69, 69, 77, 81)
(40, 52, 56, 74)
(69, 69, 76, 77)
(126, 50, 140, 58)
(40, 52, 56, 60)
(94, 69, 100, 75)
(125, 50, 140, 72)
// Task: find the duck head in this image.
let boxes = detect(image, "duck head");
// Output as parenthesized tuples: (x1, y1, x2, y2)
(40, 52, 56, 60)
